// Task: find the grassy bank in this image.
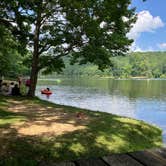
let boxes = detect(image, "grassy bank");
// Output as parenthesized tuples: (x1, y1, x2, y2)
(0, 95, 162, 165)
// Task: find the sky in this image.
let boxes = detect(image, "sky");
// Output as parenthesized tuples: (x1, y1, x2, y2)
(128, 0, 166, 52)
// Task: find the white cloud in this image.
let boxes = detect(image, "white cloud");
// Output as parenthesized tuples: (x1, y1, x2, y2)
(127, 10, 164, 40)
(130, 42, 155, 52)
(133, 47, 144, 52)
(130, 42, 145, 52)
(158, 43, 166, 49)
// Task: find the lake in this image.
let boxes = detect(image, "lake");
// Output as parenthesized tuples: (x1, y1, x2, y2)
(36, 78, 166, 143)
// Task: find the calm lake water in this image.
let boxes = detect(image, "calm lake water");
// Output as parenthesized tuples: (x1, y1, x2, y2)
(36, 78, 166, 143)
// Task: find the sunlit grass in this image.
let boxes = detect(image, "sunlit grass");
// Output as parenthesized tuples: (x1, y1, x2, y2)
(0, 117, 26, 125)
(0, 107, 26, 126)
(0, 95, 163, 165)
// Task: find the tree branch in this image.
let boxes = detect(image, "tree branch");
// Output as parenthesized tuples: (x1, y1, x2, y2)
(39, 44, 52, 55)
(0, 18, 15, 28)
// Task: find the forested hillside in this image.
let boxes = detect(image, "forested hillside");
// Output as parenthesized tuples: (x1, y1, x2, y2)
(59, 52, 166, 78)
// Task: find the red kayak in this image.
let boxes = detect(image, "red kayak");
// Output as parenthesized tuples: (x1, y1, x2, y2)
(41, 89, 52, 95)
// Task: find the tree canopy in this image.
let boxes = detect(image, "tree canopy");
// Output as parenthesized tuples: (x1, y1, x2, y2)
(0, 25, 30, 78)
(0, 0, 136, 96)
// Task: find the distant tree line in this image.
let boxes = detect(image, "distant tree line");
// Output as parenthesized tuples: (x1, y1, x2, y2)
(54, 52, 166, 78)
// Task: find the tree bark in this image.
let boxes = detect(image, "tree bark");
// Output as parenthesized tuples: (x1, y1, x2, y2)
(28, 10, 41, 97)
(28, 48, 39, 97)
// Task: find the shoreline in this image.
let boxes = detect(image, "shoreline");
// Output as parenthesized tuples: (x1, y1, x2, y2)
(0, 95, 163, 163)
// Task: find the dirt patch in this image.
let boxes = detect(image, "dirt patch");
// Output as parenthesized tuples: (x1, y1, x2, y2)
(14, 122, 85, 136)
(6, 99, 90, 137)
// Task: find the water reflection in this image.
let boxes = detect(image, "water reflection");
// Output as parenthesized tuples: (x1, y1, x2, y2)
(36, 78, 166, 143)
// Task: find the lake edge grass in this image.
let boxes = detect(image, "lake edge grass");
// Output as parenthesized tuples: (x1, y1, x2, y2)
(0, 95, 163, 165)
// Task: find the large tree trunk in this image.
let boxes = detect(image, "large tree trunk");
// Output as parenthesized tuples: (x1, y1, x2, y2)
(28, 10, 41, 97)
(28, 51, 39, 97)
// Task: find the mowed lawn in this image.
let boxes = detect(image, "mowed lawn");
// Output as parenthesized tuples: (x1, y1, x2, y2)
(0, 95, 162, 165)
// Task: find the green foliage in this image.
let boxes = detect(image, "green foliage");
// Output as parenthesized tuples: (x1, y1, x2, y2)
(55, 52, 166, 78)
(39, 54, 65, 74)
(0, 0, 136, 93)
(20, 84, 27, 96)
(0, 26, 30, 78)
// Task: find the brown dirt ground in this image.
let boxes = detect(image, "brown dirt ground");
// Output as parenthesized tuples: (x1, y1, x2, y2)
(5, 99, 91, 137)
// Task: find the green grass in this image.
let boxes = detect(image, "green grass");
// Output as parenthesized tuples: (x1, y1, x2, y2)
(0, 108, 26, 126)
(0, 95, 163, 165)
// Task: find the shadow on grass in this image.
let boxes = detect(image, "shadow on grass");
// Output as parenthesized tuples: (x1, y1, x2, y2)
(0, 108, 17, 117)
(0, 116, 162, 165)
(0, 95, 162, 165)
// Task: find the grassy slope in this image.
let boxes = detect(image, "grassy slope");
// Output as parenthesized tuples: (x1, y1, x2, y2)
(0, 95, 162, 165)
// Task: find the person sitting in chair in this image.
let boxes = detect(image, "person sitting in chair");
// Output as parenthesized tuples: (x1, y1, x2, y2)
(12, 84, 21, 96)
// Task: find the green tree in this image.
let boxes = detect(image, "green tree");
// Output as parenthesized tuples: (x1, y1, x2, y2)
(0, 25, 29, 78)
(0, 0, 136, 96)
(130, 53, 151, 77)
